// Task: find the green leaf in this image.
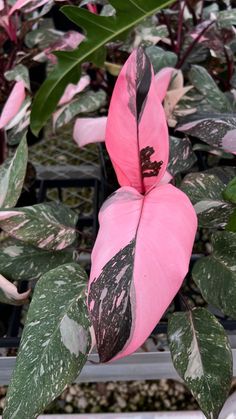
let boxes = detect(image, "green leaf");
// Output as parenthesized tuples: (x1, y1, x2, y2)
(3, 263, 91, 419)
(0, 274, 30, 306)
(223, 176, 236, 204)
(189, 66, 233, 113)
(54, 89, 106, 130)
(168, 136, 196, 176)
(0, 137, 28, 209)
(0, 237, 77, 281)
(0, 202, 78, 250)
(4, 64, 30, 91)
(168, 308, 232, 419)
(177, 114, 236, 153)
(227, 209, 236, 232)
(181, 168, 236, 228)
(193, 231, 236, 318)
(146, 45, 177, 73)
(30, 0, 174, 135)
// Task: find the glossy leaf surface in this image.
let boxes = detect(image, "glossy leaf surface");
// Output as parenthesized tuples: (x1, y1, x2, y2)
(4, 263, 91, 419)
(168, 308, 232, 419)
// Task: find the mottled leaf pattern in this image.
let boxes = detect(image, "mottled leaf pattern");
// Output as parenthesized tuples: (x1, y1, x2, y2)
(88, 240, 135, 362)
(181, 168, 236, 228)
(177, 115, 236, 154)
(0, 137, 28, 208)
(146, 46, 177, 73)
(53, 90, 106, 130)
(168, 308, 232, 419)
(193, 231, 236, 319)
(4, 64, 30, 91)
(168, 136, 196, 176)
(189, 66, 233, 113)
(0, 203, 78, 250)
(3, 263, 91, 419)
(0, 274, 30, 306)
(0, 238, 77, 281)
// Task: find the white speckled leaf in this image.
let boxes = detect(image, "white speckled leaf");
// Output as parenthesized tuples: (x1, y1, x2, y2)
(181, 168, 236, 228)
(146, 46, 177, 73)
(0, 137, 28, 208)
(189, 66, 233, 113)
(54, 90, 106, 130)
(0, 237, 77, 281)
(168, 136, 196, 176)
(5, 64, 30, 91)
(0, 274, 30, 306)
(0, 202, 78, 250)
(177, 115, 236, 153)
(168, 308, 232, 419)
(193, 231, 236, 319)
(3, 263, 91, 419)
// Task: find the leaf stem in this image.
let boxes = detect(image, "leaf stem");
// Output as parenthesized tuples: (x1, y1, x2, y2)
(176, 20, 215, 68)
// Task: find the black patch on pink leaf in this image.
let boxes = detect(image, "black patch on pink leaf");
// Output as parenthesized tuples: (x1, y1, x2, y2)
(88, 239, 135, 363)
(126, 47, 152, 121)
(136, 48, 152, 123)
(140, 146, 163, 178)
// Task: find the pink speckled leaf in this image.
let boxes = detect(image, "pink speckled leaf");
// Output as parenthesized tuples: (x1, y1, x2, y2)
(88, 185, 197, 362)
(73, 117, 107, 147)
(0, 203, 78, 250)
(59, 76, 90, 105)
(106, 48, 169, 194)
(0, 81, 25, 129)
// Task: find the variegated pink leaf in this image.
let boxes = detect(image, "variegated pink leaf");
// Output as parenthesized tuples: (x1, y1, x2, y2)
(154, 67, 174, 103)
(73, 116, 107, 147)
(0, 274, 31, 306)
(0, 81, 25, 130)
(88, 185, 197, 362)
(106, 48, 169, 194)
(45, 31, 85, 64)
(59, 76, 90, 105)
(9, 0, 33, 14)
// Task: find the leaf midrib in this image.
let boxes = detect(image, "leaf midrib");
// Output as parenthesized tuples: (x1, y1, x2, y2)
(36, 0, 173, 115)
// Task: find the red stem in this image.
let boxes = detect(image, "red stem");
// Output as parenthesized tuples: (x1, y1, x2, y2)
(176, 0, 187, 54)
(176, 20, 215, 68)
(224, 46, 234, 90)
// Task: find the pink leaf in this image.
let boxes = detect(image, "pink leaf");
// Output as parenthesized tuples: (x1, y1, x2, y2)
(154, 67, 174, 103)
(0, 274, 30, 305)
(9, 0, 32, 14)
(106, 48, 169, 194)
(0, 81, 25, 130)
(73, 117, 107, 147)
(45, 31, 85, 64)
(59, 76, 90, 105)
(88, 184, 197, 362)
(87, 3, 97, 14)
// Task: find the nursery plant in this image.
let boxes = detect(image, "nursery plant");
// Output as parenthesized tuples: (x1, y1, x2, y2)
(0, 1, 236, 419)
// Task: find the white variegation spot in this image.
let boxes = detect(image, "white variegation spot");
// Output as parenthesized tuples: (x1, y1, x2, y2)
(184, 333, 204, 380)
(194, 200, 224, 214)
(3, 246, 24, 257)
(60, 315, 88, 356)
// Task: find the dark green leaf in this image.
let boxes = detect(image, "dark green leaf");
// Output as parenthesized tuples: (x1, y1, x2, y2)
(168, 136, 196, 176)
(3, 263, 91, 419)
(146, 46, 177, 73)
(0, 137, 28, 209)
(0, 237, 77, 281)
(0, 202, 78, 250)
(193, 231, 236, 318)
(181, 168, 236, 228)
(189, 66, 233, 113)
(168, 308, 232, 419)
(30, 0, 174, 135)
(177, 114, 236, 153)
(223, 176, 236, 204)
(227, 209, 236, 232)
